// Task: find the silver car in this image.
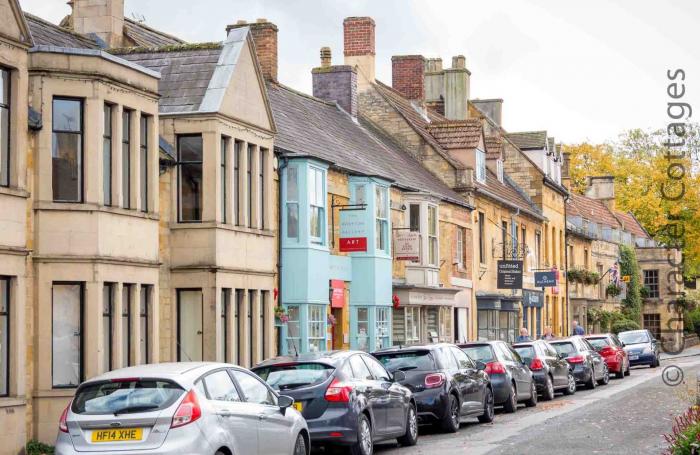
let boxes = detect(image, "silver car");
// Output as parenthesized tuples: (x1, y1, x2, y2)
(55, 362, 309, 455)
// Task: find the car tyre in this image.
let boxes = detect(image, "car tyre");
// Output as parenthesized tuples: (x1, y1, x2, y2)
(524, 381, 538, 407)
(615, 361, 625, 379)
(651, 355, 659, 368)
(293, 433, 307, 455)
(440, 394, 460, 433)
(350, 414, 373, 455)
(563, 372, 576, 395)
(477, 387, 495, 423)
(586, 368, 597, 390)
(624, 360, 631, 376)
(397, 404, 419, 446)
(542, 375, 555, 401)
(502, 382, 518, 413)
(598, 365, 610, 385)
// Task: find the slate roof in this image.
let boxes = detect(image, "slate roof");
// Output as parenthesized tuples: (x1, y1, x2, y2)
(567, 192, 621, 228)
(25, 12, 99, 49)
(123, 18, 185, 48)
(506, 131, 548, 150)
(425, 119, 482, 150)
(267, 82, 470, 207)
(614, 211, 650, 239)
(118, 46, 223, 113)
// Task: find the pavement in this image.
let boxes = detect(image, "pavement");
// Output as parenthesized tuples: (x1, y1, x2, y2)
(366, 346, 700, 455)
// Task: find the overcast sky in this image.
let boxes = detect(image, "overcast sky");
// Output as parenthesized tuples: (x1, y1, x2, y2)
(20, 0, 700, 144)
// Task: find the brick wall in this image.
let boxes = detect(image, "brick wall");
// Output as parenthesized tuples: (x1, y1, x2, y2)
(344, 17, 375, 57)
(230, 20, 278, 81)
(392, 55, 425, 100)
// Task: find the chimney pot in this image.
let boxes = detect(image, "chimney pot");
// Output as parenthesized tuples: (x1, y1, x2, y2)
(256, 18, 268, 23)
(320, 47, 332, 68)
(236, 19, 247, 25)
(452, 55, 466, 69)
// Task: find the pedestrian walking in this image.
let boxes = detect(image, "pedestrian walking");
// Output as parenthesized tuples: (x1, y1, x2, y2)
(516, 327, 531, 342)
(541, 326, 555, 340)
(571, 320, 585, 336)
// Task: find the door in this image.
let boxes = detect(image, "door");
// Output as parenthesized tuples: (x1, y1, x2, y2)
(542, 342, 567, 387)
(231, 369, 294, 455)
(201, 370, 258, 455)
(349, 354, 386, 434)
(178, 289, 203, 361)
(451, 347, 481, 414)
(362, 355, 405, 435)
(499, 343, 530, 399)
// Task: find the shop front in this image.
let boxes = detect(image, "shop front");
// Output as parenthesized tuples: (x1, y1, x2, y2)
(522, 289, 544, 338)
(476, 293, 520, 342)
(392, 285, 460, 345)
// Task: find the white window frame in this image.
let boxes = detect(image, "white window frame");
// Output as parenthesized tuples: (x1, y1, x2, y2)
(475, 148, 486, 183)
(376, 307, 391, 350)
(454, 227, 464, 267)
(375, 185, 389, 252)
(286, 305, 301, 354)
(286, 166, 299, 240)
(427, 204, 439, 266)
(308, 167, 325, 244)
(308, 304, 326, 352)
(405, 306, 420, 345)
(496, 159, 504, 183)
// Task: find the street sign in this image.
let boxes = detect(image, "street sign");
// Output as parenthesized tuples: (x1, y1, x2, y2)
(339, 209, 368, 252)
(497, 260, 523, 289)
(393, 230, 420, 261)
(534, 271, 558, 287)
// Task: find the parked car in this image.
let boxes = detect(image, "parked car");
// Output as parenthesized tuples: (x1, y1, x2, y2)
(457, 341, 537, 413)
(618, 329, 660, 368)
(585, 333, 630, 378)
(252, 351, 418, 455)
(512, 340, 577, 400)
(371, 343, 494, 433)
(55, 362, 309, 455)
(550, 336, 609, 389)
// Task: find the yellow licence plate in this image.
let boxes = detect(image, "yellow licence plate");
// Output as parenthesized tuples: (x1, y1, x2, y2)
(293, 402, 303, 412)
(91, 428, 143, 443)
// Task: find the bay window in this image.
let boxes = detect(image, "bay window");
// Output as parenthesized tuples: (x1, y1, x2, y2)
(102, 105, 112, 205)
(0, 68, 8, 187)
(286, 166, 299, 239)
(308, 305, 326, 352)
(475, 148, 486, 183)
(139, 115, 148, 212)
(52, 98, 83, 202)
(52, 282, 83, 387)
(428, 205, 438, 265)
(309, 167, 325, 243)
(0, 277, 8, 396)
(375, 186, 388, 252)
(122, 110, 131, 209)
(177, 135, 203, 222)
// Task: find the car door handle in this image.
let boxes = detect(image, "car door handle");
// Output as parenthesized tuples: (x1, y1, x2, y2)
(217, 409, 235, 417)
(258, 413, 268, 421)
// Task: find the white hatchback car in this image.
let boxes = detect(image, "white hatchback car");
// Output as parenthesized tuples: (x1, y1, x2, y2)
(55, 362, 309, 455)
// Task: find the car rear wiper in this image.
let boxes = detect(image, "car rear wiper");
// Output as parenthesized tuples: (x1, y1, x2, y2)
(397, 366, 418, 371)
(113, 405, 160, 416)
(278, 382, 312, 390)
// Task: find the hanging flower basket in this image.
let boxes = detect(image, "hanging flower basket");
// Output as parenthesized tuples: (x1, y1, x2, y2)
(274, 305, 289, 324)
(606, 283, 622, 297)
(392, 294, 401, 309)
(327, 314, 337, 326)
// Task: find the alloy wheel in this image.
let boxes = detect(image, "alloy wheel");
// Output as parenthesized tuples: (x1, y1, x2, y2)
(293, 434, 306, 455)
(567, 373, 576, 394)
(409, 406, 418, 441)
(359, 416, 372, 455)
(451, 397, 460, 427)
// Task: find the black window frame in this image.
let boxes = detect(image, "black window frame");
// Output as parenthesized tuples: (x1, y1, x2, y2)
(643, 269, 660, 298)
(0, 277, 10, 397)
(247, 144, 254, 227)
(122, 284, 132, 367)
(139, 115, 148, 213)
(52, 97, 84, 203)
(221, 288, 230, 363)
(122, 109, 132, 209)
(248, 290, 255, 366)
(102, 103, 113, 206)
(0, 67, 11, 188)
(221, 136, 228, 224)
(177, 134, 204, 223)
(140, 285, 150, 364)
(259, 148, 266, 229)
(102, 282, 114, 372)
(234, 141, 241, 226)
(51, 281, 85, 389)
(478, 212, 485, 264)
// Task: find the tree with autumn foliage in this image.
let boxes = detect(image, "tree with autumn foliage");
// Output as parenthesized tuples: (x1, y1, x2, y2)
(563, 126, 700, 277)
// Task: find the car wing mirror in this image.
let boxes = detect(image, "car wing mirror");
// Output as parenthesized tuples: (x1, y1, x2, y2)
(621, 342, 626, 347)
(392, 370, 406, 383)
(278, 395, 294, 415)
(558, 353, 567, 360)
(475, 361, 487, 371)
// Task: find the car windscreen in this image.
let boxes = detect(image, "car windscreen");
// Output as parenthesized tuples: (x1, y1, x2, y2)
(513, 346, 535, 361)
(72, 379, 184, 415)
(461, 345, 495, 363)
(253, 363, 335, 391)
(551, 342, 577, 357)
(373, 351, 436, 372)
(587, 338, 610, 350)
(618, 331, 650, 345)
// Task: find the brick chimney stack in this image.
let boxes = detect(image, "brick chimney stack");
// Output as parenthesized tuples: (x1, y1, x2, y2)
(391, 55, 426, 101)
(343, 17, 376, 91)
(227, 18, 278, 81)
(69, 0, 124, 48)
(312, 47, 358, 117)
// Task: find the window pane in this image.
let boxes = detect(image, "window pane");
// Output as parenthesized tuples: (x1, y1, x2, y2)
(179, 136, 203, 162)
(287, 203, 298, 239)
(357, 308, 369, 351)
(52, 132, 81, 202)
(230, 370, 275, 405)
(179, 163, 202, 221)
(308, 305, 325, 352)
(286, 305, 301, 353)
(0, 106, 9, 187)
(0, 69, 8, 105)
(355, 185, 365, 204)
(53, 99, 81, 132)
(287, 167, 298, 202)
(140, 117, 148, 213)
(0, 278, 8, 395)
(204, 370, 240, 402)
(122, 285, 131, 367)
(315, 170, 323, 206)
(102, 106, 112, 205)
(428, 206, 437, 235)
(409, 204, 420, 232)
(140, 287, 149, 364)
(52, 283, 82, 387)
(310, 206, 322, 239)
(102, 284, 112, 373)
(221, 138, 227, 223)
(122, 112, 131, 209)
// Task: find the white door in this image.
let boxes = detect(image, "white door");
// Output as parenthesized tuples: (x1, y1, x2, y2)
(178, 290, 203, 361)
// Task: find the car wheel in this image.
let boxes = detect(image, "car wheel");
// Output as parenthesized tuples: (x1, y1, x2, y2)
(563, 372, 576, 395)
(397, 404, 419, 446)
(524, 381, 538, 407)
(586, 368, 597, 390)
(440, 394, 460, 433)
(616, 361, 625, 379)
(350, 414, 373, 455)
(651, 355, 659, 368)
(543, 375, 555, 401)
(598, 365, 610, 385)
(293, 433, 306, 455)
(502, 383, 518, 413)
(624, 360, 631, 376)
(477, 387, 495, 423)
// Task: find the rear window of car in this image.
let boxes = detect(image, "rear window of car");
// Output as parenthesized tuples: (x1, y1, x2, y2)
(551, 342, 576, 357)
(618, 331, 650, 344)
(253, 363, 335, 391)
(72, 379, 184, 415)
(461, 345, 495, 363)
(513, 346, 535, 361)
(587, 338, 610, 349)
(374, 351, 436, 372)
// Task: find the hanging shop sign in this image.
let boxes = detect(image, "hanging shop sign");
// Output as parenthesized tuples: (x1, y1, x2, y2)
(497, 260, 523, 289)
(330, 280, 345, 308)
(393, 230, 420, 261)
(339, 209, 368, 252)
(534, 271, 558, 287)
(522, 289, 544, 308)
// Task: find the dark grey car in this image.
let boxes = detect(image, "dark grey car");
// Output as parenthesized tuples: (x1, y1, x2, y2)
(550, 336, 609, 389)
(513, 340, 576, 400)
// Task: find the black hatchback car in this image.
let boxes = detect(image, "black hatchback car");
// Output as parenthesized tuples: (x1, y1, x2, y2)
(372, 343, 494, 433)
(252, 351, 418, 455)
(458, 341, 537, 413)
(550, 336, 609, 389)
(512, 340, 576, 400)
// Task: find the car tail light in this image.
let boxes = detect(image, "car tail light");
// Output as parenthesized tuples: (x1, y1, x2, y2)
(424, 373, 446, 388)
(567, 355, 585, 364)
(58, 400, 72, 433)
(529, 358, 544, 370)
(325, 379, 352, 403)
(485, 362, 507, 375)
(600, 347, 615, 356)
(171, 389, 202, 428)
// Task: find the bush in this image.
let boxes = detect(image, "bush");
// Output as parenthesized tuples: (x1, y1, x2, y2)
(664, 407, 700, 454)
(686, 308, 700, 337)
(611, 319, 641, 334)
(26, 440, 55, 455)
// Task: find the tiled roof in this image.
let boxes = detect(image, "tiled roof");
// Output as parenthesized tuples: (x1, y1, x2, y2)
(425, 119, 482, 150)
(267, 82, 470, 207)
(567, 192, 621, 228)
(123, 18, 185, 48)
(506, 131, 548, 150)
(614, 211, 650, 239)
(25, 12, 99, 49)
(117, 46, 223, 113)
(484, 135, 504, 158)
